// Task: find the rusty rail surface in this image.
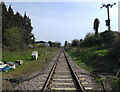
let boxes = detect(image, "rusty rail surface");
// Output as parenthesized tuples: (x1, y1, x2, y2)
(63, 50, 84, 92)
(42, 51, 61, 92)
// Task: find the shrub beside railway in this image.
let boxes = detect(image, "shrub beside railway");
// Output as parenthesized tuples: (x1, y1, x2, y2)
(66, 30, 120, 91)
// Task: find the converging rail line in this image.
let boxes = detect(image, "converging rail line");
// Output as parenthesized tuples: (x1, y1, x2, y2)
(42, 49, 83, 92)
(16, 49, 95, 91)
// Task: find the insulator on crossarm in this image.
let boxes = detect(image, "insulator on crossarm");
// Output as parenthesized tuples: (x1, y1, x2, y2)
(110, 5, 113, 8)
(103, 4, 105, 7)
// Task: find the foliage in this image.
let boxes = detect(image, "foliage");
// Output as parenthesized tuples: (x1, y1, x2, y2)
(94, 49, 110, 56)
(93, 18, 100, 37)
(56, 42, 61, 48)
(3, 27, 21, 47)
(64, 41, 71, 51)
(48, 41, 52, 47)
(100, 30, 115, 46)
(64, 41, 68, 48)
(68, 46, 117, 72)
(80, 33, 102, 47)
(95, 76, 104, 85)
(71, 46, 109, 65)
(52, 42, 61, 48)
(48, 41, 61, 48)
(71, 39, 79, 47)
(79, 31, 118, 47)
(112, 37, 120, 61)
(70, 31, 118, 48)
(1, 2, 35, 48)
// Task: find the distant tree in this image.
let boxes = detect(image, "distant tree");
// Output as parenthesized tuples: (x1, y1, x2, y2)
(67, 42, 71, 50)
(48, 42, 61, 48)
(71, 39, 79, 47)
(80, 39, 82, 42)
(64, 41, 68, 48)
(57, 42, 61, 48)
(48, 41, 52, 47)
(79, 39, 82, 46)
(52, 42, 56, 47)
(93, 18, 100, 37)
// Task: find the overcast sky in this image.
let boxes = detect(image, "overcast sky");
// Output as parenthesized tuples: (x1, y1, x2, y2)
(5, 1, 118, 45)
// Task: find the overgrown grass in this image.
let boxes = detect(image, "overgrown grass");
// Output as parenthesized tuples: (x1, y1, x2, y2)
(68, 56, 92, 72)
(68, 46, 117, 73)
(2, 47, 59, 78)
(2, 46, 57, 62)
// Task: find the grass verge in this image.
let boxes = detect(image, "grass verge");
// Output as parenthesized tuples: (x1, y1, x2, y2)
(2, 47, 59, 78)
(67, 46, 117, 73)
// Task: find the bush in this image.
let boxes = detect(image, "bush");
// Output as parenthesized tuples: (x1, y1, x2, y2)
(100, 30, 115, 46)
(71, 39, 79, 47)
(112, 37, 120, 61)
(80, 33, 102, 47)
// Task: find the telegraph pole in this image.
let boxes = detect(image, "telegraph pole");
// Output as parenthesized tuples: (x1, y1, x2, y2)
(100, 3, 116, 31)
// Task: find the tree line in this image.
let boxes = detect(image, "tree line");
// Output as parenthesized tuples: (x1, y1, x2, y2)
(35, 41, 61, 48)
(1, 2, 35, 49)
(48, 41, 61, 48)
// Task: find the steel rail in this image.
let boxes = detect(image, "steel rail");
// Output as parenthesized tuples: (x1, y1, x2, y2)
(42, 49, 84, 92)
(42, 51, 61, 92)
(63, 49, 84, 92)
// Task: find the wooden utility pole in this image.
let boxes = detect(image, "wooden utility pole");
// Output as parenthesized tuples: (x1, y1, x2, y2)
(100, 3, 116, 31)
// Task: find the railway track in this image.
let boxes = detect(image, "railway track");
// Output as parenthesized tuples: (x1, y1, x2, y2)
(42, 50, 84, 91)
(16, 50, 95, 91)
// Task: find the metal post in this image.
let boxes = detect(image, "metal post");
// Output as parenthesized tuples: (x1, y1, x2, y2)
(107, 6, 110, 31)
(100, 3, 116, 31)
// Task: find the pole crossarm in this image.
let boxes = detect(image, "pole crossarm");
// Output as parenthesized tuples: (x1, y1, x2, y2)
(100, 3, 116, 9)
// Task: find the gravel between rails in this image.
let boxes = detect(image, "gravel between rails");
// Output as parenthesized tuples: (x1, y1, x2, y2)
(48, 52, 80, 91)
